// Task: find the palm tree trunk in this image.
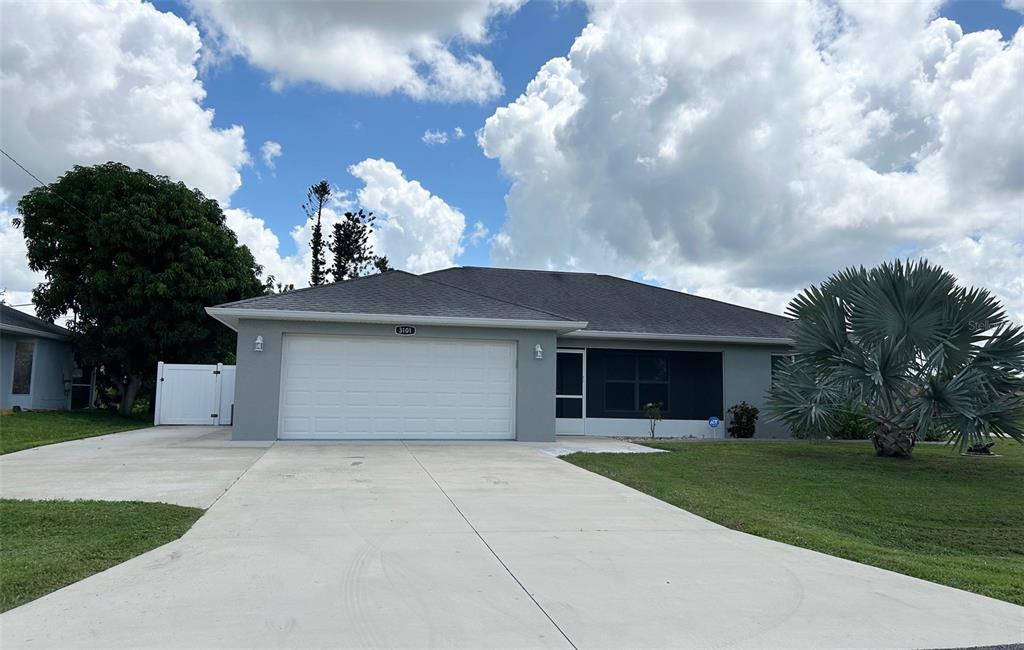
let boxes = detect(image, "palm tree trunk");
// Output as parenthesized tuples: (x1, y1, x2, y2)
(872, 423, 915, 457)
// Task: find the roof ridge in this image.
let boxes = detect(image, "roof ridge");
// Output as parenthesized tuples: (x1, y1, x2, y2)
(428, 266, 600, 277)
(215, 270, 410, 308)
(416, 273, 578, 322)
(595, 274, 792, 321)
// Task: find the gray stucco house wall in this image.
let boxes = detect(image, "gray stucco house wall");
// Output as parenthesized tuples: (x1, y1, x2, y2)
(1, 305, 75, 411)
(209, 268, 794, 442)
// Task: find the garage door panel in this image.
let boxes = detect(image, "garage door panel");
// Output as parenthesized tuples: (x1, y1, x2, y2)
(278, 335, 515, 440)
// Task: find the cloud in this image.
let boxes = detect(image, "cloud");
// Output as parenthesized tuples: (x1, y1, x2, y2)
(480, 1, 1024, 321)
(453, 126, 466, 139)
(260, 140, 282, 168)
(348, 159, 466, 273)
(1004, 0, 1024, 14)
(468, 221, 490, 245)
(0, 0, 248, 205)
(422, 130, 449, 146)
(187, 0, 520, 103)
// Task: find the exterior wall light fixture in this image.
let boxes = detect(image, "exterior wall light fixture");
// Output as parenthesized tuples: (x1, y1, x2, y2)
(534, 344, 543, 360)
(254, 335, 264, 352)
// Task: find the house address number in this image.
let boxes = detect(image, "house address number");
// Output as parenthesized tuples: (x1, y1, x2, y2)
(395, 325, 416, 336)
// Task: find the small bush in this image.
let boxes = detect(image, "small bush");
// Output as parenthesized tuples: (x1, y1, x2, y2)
(727, 402, 759, 438)
(829, 403, 875, 440)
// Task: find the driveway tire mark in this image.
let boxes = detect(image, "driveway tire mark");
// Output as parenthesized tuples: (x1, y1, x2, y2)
(403, 442, 577, 650)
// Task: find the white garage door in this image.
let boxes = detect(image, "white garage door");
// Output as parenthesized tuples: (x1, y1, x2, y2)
(278, 334, 516, 440)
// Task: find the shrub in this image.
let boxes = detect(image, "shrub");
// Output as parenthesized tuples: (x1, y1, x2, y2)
(727, 402, 759, 438)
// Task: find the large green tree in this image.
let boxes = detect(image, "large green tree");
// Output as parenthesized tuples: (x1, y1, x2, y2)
(16, 162, 264, 415)
(767, 260, 1024, 457)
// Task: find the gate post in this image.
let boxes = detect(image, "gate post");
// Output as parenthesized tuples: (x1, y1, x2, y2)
(154, 361, 164, 426)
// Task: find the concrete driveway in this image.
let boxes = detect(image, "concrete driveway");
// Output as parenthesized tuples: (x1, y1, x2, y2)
(1, 429, 1022, 649)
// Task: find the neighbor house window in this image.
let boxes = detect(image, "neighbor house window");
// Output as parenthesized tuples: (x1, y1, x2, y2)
(12, 341, 35, 395)
(603, 353, 670, 412)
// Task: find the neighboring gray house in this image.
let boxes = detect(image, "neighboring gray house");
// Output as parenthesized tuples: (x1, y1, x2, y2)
(207, 268, 794, 442)
(0, 305, 81, 411)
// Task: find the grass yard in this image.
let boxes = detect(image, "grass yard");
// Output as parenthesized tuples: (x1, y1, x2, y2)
(0, 500, 203, 611)
(564, 440, 1024, 605)
(0, 410, 150, 454)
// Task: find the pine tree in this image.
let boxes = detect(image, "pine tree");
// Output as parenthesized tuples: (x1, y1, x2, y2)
(329, 209, 386, 282)
(304, 180, 331, 286)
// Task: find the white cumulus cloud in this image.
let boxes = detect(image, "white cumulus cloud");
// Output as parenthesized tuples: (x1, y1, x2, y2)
(260, 140, 282, 168)
(453, 126, 466, 139)
(187, 0, 520, 103)
(349, 159, 467, 273)
(422, 130, 449, 146)
(480, 1, 1024, 320)
(0, 0, 248, 205)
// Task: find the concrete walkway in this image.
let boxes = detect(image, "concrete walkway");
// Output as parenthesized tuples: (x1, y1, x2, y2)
(1, 430, 1022, 648)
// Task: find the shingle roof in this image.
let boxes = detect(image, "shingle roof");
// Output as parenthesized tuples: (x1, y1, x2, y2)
(0, 304, 71, 338)
(215, 270, 575, 322)
(422, 267, 793, 339)
(213, 267, 791, 339)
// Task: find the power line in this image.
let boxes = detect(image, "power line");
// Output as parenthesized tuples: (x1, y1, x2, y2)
(0, 147, 90, 219)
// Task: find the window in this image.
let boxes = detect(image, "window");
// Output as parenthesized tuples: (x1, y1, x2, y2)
(603, 353, 670, 412)
(12, 341, 35, 395)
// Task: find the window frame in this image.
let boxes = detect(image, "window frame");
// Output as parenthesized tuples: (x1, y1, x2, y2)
(555, 348, 586, 420)
(603, 352, 670, 413)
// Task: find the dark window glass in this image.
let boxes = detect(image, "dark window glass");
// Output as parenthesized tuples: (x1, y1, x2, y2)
(639, 356, 669, 381)
(639, 383, 669, 409)
(556, 397, 583, 418)
(605, 382, 635, 411)
(12, 341, 34, 395)
(556, 353, 583, 395)
(605, 354, 636, 380)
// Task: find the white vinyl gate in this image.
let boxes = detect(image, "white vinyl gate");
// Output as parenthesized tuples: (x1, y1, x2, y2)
(154, 362, 235, 426)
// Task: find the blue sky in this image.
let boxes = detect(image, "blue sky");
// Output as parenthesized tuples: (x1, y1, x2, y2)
(2, 0, 1021, 319)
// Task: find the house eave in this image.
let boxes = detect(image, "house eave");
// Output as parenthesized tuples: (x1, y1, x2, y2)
(205, 307, 588, 334)
(559, 330, 794, 345)
(0, 323, 70, 341)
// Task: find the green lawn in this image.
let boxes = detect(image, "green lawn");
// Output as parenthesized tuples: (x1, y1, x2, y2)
(0, 500, 203, 611)
(564, 440, 1024, 606)
(0, 410, 150, 454)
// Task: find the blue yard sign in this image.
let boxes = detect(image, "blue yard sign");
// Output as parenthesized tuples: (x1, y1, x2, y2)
(708, 416, 721, 429)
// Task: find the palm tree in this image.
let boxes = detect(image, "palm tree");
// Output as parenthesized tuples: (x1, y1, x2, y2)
(767, 260, 1024, 457)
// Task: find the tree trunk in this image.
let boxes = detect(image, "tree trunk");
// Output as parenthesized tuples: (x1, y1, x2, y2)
(871, 423, 915, 458)
(118, 375, 143, 417)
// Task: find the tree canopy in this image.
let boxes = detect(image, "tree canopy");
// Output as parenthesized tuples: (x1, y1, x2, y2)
(767, 259, 1024, 457)
(16, 162, 264, 414)
(329, 209, 391, 282)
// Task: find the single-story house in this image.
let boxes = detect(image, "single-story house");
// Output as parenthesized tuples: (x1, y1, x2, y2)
(207, 267, 794, 442)
(1, 304, 93, 411)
